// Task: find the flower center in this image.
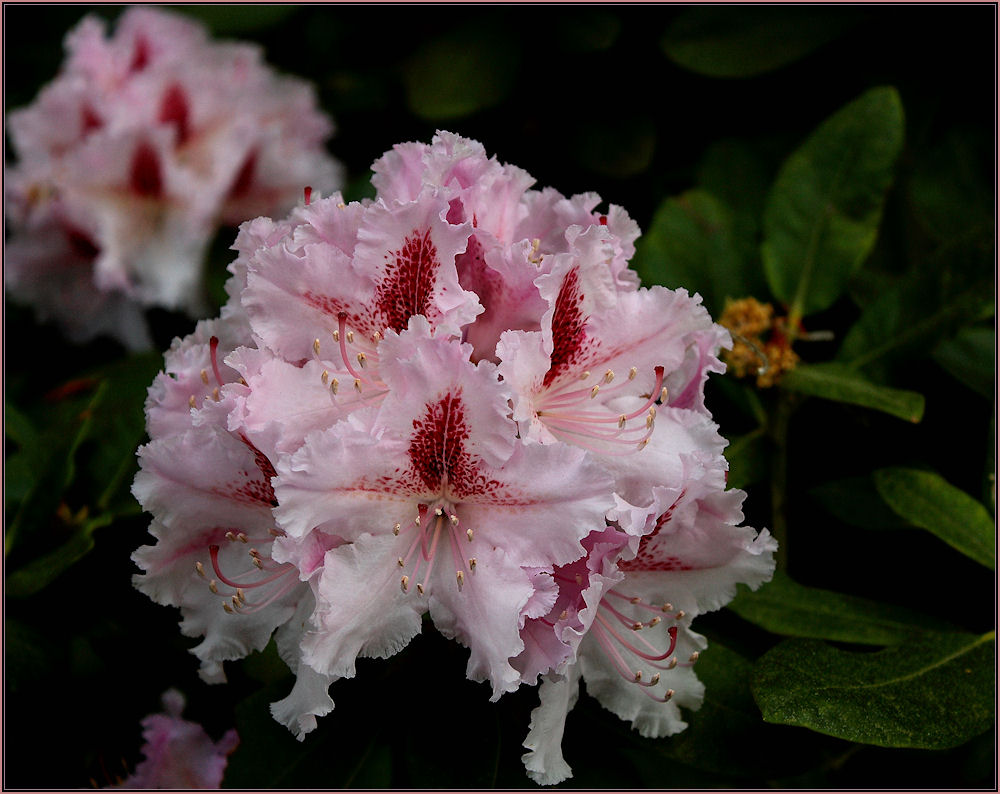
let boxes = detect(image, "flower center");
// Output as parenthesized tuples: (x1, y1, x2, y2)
(309, 312, 388, 403)
(393, 502, 477, 596)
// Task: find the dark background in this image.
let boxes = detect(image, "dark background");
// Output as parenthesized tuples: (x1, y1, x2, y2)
(4, 4, 995, 788)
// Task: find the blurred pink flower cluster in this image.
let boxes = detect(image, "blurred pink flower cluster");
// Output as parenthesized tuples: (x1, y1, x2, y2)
(132, 132, 776, 784)
(4, 7, 342, 349)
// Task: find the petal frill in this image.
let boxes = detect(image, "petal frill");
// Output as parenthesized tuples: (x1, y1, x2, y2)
(428, 542, 536, 699)
(521, 669, 582, 786)
(270, 594, 336, 740)
(301, 532, 425, 679)
(578, 622, 706, 739)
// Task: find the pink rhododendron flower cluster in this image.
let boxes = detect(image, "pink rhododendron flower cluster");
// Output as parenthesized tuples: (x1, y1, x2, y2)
(4, 7, 342, 349)
(132, 132, 776, 784)
(120, 689, 237, 789)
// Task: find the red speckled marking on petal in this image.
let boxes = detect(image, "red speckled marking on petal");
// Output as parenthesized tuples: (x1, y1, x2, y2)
(228, 149, 257, 198)
(544, 266, 592, 387)
(81, 105, 103, 134)
(375, 228, 438, 333)
(130, 141, 163, 198)
(408, 391, 475, 493)
(221, 434, 279, 507)
(158, 83, 191, 146)
(64, 226, 100, 260)
(130, 35, 150, 72)
(620, 492, 688, 572)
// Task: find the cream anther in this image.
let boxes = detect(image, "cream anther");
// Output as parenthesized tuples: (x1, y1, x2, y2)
(689, 651, 700, 663)
(675, 610, 685, 619)
(332, 329, 340, 343)
(661, 603, 673, 612)
(634, 671, 642, 682)
(632, 622, 643, 631)
(354, 379, 362, 393)
(212, 387, 220, 402)
(618, 414, 627, 429)
(660, 387, 669, 403)
(357, 352, 367, 368)
(195, 561, 206, 578)
(559, 609, 568, 620)
(209, 580, 218, 594)
(466, 528, 474, 542)
(456, 570, 464, 588)
(393, 523, 401, 535)
(225, 531, 236, 542)
(346, 331, 354, 344)
(649, 616, 661, 626)
(650, 673, 661, 685)
(637, 439, 649, 450)
(321, 370, 329, 386)
(237, 532, 248, 543)
(416, 583, 425, 595)
(331, 379, 339, 394)
(397, 557, 404, 567)
(414, 516, 422, 526)
(630, 597, 641, 604)
(253, 558, 263, 569)
(667, 658, 678, 670)
(313, 338, 321, 356)
(449, 514, 460, 525)
(222, 601, 234, 614)
(469, 558, 477, 570)
(590, 385, 600, 399)
(628, 366, 638, 380)
(231, 595, 241, 608)
(372, 331, 383, 344)
(188, 395, 196, 408)
(434, 507, 444, 516)
(579, 370, 591, 381)
(400, 575, 409, 593)
(664, 689, 675, 701)
(604, 369, 615, 384)
(200, 369, 209, 385)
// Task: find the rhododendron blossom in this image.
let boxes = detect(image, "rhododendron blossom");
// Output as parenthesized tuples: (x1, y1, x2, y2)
(120, 689, 238, 789)
(5, 7, 341, 348)
(132, 131, 776, 783)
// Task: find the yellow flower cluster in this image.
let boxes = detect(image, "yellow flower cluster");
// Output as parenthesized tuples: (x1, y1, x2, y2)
(719, 297, 799, 388)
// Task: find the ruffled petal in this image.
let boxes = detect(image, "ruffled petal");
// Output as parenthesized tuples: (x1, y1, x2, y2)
(521, 669, 582, 786)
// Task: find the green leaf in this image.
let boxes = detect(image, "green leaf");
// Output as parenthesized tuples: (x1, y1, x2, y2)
(809, 476, 914, 531)
(4, 381, 105, 558)
(839, 265, 993, 372)
(570, 115, 656, 178)
(403, 23, 519, 120)
(781, 362, 924, 422)
(5, 512, 115, 597)
(724, 429, 768, 490)
(169, 5, 297, 34)
(729, 571, 952, 645)
(632, 189, 748, 314)
(873, 468, 996, 570)
(660, 7, 857, 78)
(762, 87, 905, 319)
(752, 632, 996, 749)
(932, 326, 995, 398)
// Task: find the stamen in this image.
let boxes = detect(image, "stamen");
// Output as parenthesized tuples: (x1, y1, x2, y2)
(469, 558, 477, 571)
(628, 367, 637, 380)
(416, 583, 425, 595)
(604, 369, 615, 384)
(237, 532, 248, 543)
(466, 528, 474, 542)
(357, 352, 367, 368)
(372, 331, 383, 344)
(321, 370, 329, 386)
(313, 338, 321, 356)
(200, 369, 209, 385)
(590, 384, 600, 399)
(449, 514, 460, 525)
(354, 379, 362, 393)
(689, 651, 700, 663)
(456, 570, 464, 589)
(579, 370, 591, 381)
(401, 575, 409, 593)
(188, 395, 196, 408)
(208, 337, 225, 387)
(209, 580, 218, 594)
(225, 531, 237, 542)
(331, 379, 339, 394)
(212, 387, 220, 402)
(223, 601, 234, 614)
(398, 558, 404, 567)
(195, 561, 206, 578)
(393, 523, 401, 535)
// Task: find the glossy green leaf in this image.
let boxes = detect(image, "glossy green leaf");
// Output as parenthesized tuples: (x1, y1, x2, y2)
(661, 7, 857, 78)
(403, 24, 519, 120)
(781, 362, 924, 422)
(809, 476, 913, 530)
(762, 87, 904, 319)
(752, 632, 996, 748)
(932, 327, 995, 398)
(874, 468, 996, 570)
(632, 189, 747, 314)
(729, 571, 951, 644)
